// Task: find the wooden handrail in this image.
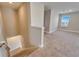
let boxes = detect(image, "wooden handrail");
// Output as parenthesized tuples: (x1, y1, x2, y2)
(0, 42, 10, 57)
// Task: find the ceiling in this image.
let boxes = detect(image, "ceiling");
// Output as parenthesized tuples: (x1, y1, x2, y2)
(44, 2, 79, 13)
(0, 2, 23, 9)
(0, 2, 79, 13)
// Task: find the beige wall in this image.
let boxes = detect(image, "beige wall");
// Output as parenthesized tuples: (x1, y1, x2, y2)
(1, 7, 18, 37)
(0, 8, 6, 42)
(18, 3, 31, 48)
(58, 11, 79, 32)
(14, 10, 20, 34)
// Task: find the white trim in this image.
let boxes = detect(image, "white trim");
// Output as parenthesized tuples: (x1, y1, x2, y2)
(40, 26, 44, 48)
(48, 28, 57, 34)
(44, 29, 56, 34)
(44, 31, 51, 34)
(39, 44, 43, 48)
(31, 25, 42, 29)
(61, 29, 79, 33)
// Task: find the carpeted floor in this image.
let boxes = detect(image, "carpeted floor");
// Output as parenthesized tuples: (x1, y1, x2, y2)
(28, 31, 79, 57)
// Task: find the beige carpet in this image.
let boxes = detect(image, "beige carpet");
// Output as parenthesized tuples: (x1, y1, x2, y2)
(28, 31, 79, 57)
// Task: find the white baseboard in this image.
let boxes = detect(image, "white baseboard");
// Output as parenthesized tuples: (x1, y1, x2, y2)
(44, 31, 51, 34)
(39, 44, 44, 48)
(48, 28, 57, 34)
(41, 27, 44, 48)
(61, 29, 79, 34)
(31, 25, 42, 29)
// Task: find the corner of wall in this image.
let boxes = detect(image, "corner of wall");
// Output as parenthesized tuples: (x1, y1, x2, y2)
(39, 44, 44, 48)
(49, 27, 57, 33)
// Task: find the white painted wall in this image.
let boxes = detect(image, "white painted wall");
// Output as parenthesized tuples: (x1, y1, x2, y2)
(31, 2, 44, 28)
(30, 2, 44, 47)
(49, 9, 59, 33)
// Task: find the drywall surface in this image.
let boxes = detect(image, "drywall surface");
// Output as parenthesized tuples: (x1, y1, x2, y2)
(44, 10, 51, 32)
(49, 9, 59, 33)
(2, 7, 17, 37)
(0, 25, 5, 42)
(59, 11, 79, 32)
(30, 2, 44, 28)
(0, 9, 7, 57)
(30, 27, 42, 47)
(18, 3, 31, 48)
(0, 9, 5, 42)
(30, 3, 44, 47)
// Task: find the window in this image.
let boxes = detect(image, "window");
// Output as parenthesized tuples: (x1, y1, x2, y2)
(61, 16, 70, 27)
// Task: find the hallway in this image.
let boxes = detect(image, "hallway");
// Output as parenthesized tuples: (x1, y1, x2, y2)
(28, 31, 79, 57)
